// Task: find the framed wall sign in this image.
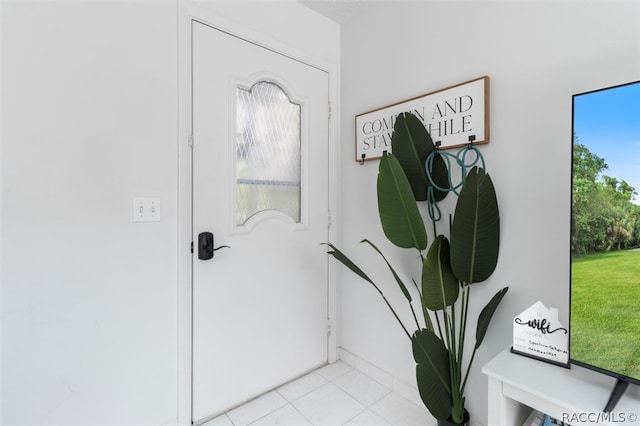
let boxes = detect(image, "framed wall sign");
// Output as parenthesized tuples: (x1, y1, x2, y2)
(355, 76, 490, 162)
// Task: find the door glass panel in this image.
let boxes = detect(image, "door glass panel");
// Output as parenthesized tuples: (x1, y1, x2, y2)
(235, 81, 301, 225)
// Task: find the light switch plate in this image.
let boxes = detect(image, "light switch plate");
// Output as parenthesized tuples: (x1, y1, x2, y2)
(132, 197, 161, 222)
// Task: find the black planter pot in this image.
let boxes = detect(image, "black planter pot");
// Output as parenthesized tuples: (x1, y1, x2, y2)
(437, 410, 470, 426)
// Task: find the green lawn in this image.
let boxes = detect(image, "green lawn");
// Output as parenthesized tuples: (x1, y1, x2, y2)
(571, 250, 640, 380)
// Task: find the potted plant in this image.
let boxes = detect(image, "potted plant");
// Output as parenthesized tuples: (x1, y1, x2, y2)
(325, 112, 508, 425)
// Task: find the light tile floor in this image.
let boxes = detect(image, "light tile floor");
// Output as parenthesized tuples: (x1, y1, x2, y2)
(203, 361, 436, 426)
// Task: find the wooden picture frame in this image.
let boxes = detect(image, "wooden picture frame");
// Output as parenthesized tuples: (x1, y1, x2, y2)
(355, 76, 490, 162)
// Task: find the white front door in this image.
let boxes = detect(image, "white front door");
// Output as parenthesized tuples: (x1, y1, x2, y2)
(191, 21, 330, 423)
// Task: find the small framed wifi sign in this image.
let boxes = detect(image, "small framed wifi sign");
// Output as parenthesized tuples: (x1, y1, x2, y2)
(354, 76, 490, 163)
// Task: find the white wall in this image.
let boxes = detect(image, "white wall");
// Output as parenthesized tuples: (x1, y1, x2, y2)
(1, 2, 178, 424)
(190, 0, 340, 67)
(6, 0, 636, 425)
(338, 1, 640, 425)
(1, 1, 340, 425)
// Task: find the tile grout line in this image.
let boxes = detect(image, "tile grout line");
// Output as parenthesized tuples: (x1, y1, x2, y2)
(245, 363, 361, 426)
(338, 348, 429, 410)
(327, 367, 368, 426)
(326, 362, 393, 426)
(272, 388, 315, 426)
(244, 402, 287, 426)
(209, 358, 432, 426)
(288, 399, 315, 426)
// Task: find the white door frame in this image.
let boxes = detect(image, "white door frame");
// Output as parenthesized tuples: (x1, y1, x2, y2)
(177, 4, 340, 425)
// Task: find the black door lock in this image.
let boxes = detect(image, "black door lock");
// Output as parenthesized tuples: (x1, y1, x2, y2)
(198, 232, 230, 260)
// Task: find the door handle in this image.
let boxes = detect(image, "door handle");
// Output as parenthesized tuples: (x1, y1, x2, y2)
(198, 232, 230, 260)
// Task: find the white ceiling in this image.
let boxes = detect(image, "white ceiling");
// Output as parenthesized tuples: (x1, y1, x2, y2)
(298, 0, 372, 24)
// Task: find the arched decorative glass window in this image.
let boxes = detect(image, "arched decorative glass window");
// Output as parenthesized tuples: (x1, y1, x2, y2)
(235, 81, 301, 226)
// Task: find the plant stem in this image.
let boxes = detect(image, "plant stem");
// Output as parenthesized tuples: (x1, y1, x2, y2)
(412, 279, 433, 332)
(461, 346, 478, 395)
(449, 302, 458, 386)
(458, 284, 471, 367)
(441, 306, 458, 407)
(456, 284, 466, 366)
(435, 310, 445, 342)
(374, 286, 412, 340)
(442, 307, 452, 354)
(459, 284, 474, 397)
(410, 303, 421, 331)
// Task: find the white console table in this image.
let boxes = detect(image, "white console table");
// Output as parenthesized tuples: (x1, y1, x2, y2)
(482, 349, 640, 426)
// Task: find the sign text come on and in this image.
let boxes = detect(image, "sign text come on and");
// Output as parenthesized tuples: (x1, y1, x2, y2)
(355, 76, 490, 162)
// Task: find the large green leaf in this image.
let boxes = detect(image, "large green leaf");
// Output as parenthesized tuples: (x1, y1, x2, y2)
(391, 112, 431, 201)
(323, 242, 412, 339)
(422, 235, 459, 311)
(377, 152, 427, 250)
(391, 112, 448, 202)
(450, 167, 500, 284)
(323, 243, 375, 286)
(475, 286, 509, 349)
(412, 328, 453, 420)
